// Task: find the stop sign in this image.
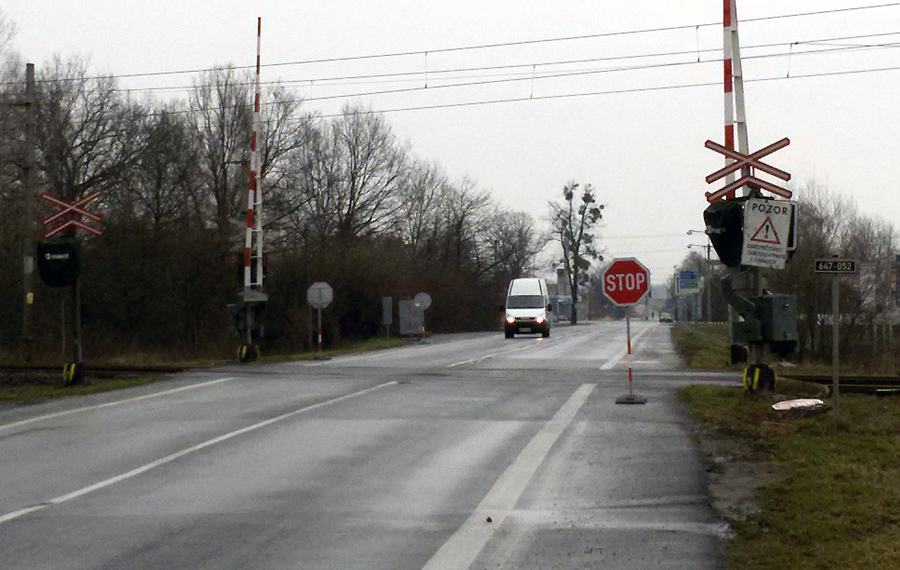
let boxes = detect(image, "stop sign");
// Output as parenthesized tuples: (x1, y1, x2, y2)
(603, 258, 650, 306)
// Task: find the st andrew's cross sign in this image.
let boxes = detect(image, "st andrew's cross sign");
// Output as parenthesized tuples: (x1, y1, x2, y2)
(41, 190, 103, 238)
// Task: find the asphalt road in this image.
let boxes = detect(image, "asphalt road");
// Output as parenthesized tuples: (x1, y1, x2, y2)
(0, 321, 739, 569)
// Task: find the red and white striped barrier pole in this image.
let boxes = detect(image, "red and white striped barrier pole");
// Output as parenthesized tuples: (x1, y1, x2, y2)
(723, 0, 736, 199)
(253, 17, 264, 289)
(626, 315, 634, 397)
(243, 17, 263, 290)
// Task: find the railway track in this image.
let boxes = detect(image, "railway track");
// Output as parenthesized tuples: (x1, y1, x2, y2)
(780, 373, 900, 396)
(0, 364, 195, 385)
(0, 364, 193, 374)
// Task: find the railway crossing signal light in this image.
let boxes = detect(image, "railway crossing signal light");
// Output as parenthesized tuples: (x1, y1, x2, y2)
(703, 198, 746, 268)
(37, 239, 81, 288)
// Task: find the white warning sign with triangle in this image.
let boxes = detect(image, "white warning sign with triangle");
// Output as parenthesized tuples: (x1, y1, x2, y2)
(741, 198, 794, 269)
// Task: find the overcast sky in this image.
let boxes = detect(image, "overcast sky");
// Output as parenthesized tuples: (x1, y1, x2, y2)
(3, 1, 899, 282)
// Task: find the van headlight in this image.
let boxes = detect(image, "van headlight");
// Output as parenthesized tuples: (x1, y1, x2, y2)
(505, 316, 516, 324)
(535, 315, 545, 324)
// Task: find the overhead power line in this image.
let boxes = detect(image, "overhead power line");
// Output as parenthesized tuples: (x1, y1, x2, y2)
(299, 41, 900, 105)
(313, 64, 900, 119)
(97, 31, 900, 97)
(143, 59, 897, 120)
(7, 3, 898, 86)
(256, 2, 900, 70)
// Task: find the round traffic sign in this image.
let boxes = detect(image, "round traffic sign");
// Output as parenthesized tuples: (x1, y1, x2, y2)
(307, 282, 334, 309)
(413, 292, 432, 310)
(603, 258, 650, 306)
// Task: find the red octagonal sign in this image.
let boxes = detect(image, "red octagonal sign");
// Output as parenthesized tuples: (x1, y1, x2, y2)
(603, 257, 650, 306)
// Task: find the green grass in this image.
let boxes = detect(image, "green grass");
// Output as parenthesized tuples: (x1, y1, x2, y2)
(0, 374, 165, 404)
(267, 336, 408, 362)
(671, 323, 737, 369)
(670, 323, 860, 376)
(680, 385, 900, 569)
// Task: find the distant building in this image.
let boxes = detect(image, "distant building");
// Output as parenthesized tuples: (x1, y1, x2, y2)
(550, 268, 588, 322)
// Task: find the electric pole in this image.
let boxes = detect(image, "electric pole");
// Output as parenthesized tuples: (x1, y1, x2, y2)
(22, 63, 36, 361)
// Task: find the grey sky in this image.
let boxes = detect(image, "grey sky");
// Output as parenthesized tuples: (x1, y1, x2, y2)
(4, 1, 898, 281)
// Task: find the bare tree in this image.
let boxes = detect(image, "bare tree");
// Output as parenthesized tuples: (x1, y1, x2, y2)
(36, 56, 144, 203)
(330, 105, 408, 240)
(439, 177, 491, 273)
(119, 103, 200, 233)
(256, 84, 315, 235)
(189, 66, 252, 237)
(485, 210, 546, 284)
(770, 182, 898, 363)
(549, 180, 604, 324)
(0, 8, 16, 57)
(285, 105, 408, 244)
(282, 117, 341, 244)
(394, 158, 447, 261)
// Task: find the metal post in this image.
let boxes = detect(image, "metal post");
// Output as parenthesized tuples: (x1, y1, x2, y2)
(22, 63, 36, 361)
(60, 294, 66, 362)
(705, 243, 712, 322)
(615, 312, 646, 405)
(832, 273, 840, 418)
(72, 276, 82, 363)
(626, 314, 633, 397)
(317, 307, 323, 354)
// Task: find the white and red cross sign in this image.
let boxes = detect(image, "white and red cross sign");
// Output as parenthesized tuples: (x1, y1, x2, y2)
(705, 137, 792, 203)
(41, 190, 104, 239)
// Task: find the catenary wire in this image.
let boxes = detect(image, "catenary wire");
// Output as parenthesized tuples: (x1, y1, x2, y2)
(100, 31, 900, 96)
(5, 3, 897, 86)
(135, 38, 899, 118)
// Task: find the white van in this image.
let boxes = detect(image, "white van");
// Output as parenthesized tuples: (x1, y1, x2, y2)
(504, 278, 552, 338)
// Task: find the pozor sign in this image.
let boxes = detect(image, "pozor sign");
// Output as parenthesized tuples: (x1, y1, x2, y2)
(603, 257, 650, 306)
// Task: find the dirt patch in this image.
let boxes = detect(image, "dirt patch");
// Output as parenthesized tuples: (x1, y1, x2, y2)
(695, 428, 779, 531)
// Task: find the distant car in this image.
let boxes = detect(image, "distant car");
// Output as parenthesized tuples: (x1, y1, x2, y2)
(659, 313, 673, 323)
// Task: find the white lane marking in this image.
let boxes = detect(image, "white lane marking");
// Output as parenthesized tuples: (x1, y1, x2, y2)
(0, 377, 236, 433)
(599, 325, 654, 370)
(421, 383, 596, 570)
(446, 336, 564, 368)
(446, 345, 531, 368)
(302, 348, 403, 366)
(0, 381, 397, 525)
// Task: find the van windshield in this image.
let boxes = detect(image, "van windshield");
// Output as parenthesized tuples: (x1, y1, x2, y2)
(507, 295, 545, 309)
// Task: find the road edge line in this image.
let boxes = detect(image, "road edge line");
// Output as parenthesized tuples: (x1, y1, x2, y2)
(421, 383, 596, 570)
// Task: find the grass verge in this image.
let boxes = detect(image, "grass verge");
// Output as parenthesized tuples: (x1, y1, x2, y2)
(680, 384, 900, 569)
(0, 374, 165, 405)
(0, 337, 410, 404)
(265, 336, 408, 362)
(671, 323, 737, 369)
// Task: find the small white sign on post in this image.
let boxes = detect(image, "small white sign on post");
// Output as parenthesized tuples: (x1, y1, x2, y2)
(741, 198, 794, 269)
(307, 282, 333, 309)
(307, 282, 333, 355)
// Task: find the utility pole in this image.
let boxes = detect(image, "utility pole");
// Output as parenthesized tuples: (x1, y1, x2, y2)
(727, 0, 766, 371)
(703, 0, 798, 391)
(21, 63, 36, 361)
